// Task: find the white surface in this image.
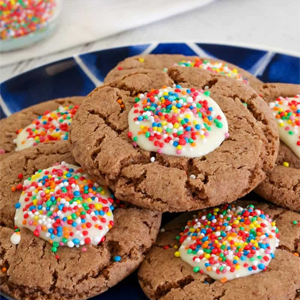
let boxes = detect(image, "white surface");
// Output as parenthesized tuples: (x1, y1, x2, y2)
(0, 0, 214, 67)
(0, 0, 299, 83)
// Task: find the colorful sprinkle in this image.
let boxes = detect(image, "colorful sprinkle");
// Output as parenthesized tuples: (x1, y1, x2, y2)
(174, 251, 181, 257)
(177, 204, 279, 281)
(283, 162, 290, 167)
(13, 162, 114, 254)
(14, 105, 79, 151)
(292, 220, 300, 226)
(174, 58, 249, 84)
(116, 99, 125, 109)
(128, 85, 229, 157)
(10, 231, 21, 245)
(113, 256, 122, 262)
(0, 0, 57, 40)
(270, 95, 300, 158)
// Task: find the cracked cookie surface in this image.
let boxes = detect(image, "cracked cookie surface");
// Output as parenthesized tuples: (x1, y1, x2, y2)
(104, 54, 263, 90)
(255, 83, 300, 212)
(0, 141, 162, 300)
(138, 200, 300, 300)
(0, 96, 84, 161)
(69, 67, 279, 212)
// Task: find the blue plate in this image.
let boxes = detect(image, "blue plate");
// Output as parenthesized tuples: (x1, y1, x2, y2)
(1, 42, 300, 118)
(0, 42, 299, 300)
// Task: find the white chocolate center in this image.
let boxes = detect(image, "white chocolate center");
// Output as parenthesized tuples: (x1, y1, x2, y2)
(14, 162, 114, 248)
(128, 86, 229, 158)
(15, 105, 77, 151)
(178, 205, 279, 281)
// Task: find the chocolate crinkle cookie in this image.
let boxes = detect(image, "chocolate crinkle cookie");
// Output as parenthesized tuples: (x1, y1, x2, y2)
(69, 66, 279, 212)
(138, 200, 300, 300)
(255, 83, 300, 212)
(0, 96, 84, 161)
(0, 141, 161, 300)
(104, 54, 263, 91)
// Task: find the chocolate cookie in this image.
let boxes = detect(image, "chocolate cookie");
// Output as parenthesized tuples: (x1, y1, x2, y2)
(104, 54, 262, 90)
(0, 141, 162, 300)
(255, 83, 300, 212)
(138, 200, 300, 300)
(0, 96, 84, 160)
(69, 67, 279, 212)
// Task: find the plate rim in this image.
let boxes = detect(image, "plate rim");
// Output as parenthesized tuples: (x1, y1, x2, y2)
(1, 40, 299, 86)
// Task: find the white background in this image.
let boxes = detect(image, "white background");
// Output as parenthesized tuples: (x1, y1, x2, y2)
(1, 0, 299, 82)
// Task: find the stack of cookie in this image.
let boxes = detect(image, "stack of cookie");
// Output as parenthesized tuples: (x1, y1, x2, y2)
(0, 54, 299, 300)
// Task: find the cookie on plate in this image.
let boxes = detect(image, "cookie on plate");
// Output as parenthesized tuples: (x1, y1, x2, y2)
(138, 200, 300, 300)
(69, 67, 278, 212)
(0, 96, 84, 160)
(0, 141, 162, 300)
(104, 54, 262, 90)
(255, 83, 300, 212)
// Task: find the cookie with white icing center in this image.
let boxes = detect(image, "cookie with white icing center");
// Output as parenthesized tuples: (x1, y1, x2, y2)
(0, 141, 162, 300)
(255, 83, 300, 212)
(70, 67, 278, 212)
(104, 54, 263, 91)
(138, 200, 300, 300)
(0, 96, 84, 160)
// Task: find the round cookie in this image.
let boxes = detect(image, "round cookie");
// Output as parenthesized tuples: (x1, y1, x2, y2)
(104, 54, 262, 90)
(138, 200, 300, 300)
(69, 67, 279, 212)
(255, 83, 300, 212)
(0, 96, 84, 160)
(0, 141, 162, 300)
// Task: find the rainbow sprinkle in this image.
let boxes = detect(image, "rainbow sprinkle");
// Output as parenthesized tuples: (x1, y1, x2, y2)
(0, 0, 57, 40)
(174, 58, 249, 84)
(128, 85, 229, 157)
(13, 162, 114, 255)
(176, 204, 279, 281)
(14, 105, 79, 150)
